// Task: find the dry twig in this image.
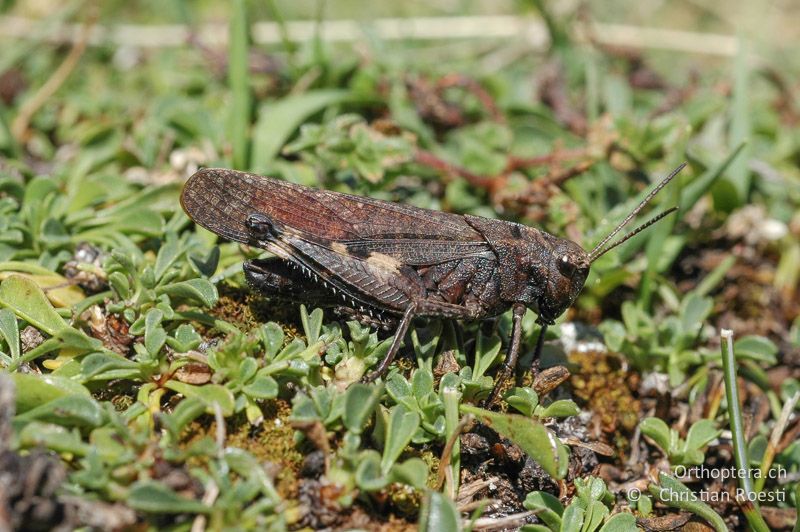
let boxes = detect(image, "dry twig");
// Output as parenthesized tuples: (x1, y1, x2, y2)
(11, 13, 96, 142)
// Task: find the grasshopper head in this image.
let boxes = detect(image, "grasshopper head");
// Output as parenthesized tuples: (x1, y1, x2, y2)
(533, 163, 686, 324)
(536, 238, 590, 325)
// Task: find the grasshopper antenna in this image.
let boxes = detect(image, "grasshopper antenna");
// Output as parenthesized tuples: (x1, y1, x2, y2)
(588, 163, 686, 263)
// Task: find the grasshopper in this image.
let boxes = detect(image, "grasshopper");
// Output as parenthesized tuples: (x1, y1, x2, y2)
(181, 164, 684, 404)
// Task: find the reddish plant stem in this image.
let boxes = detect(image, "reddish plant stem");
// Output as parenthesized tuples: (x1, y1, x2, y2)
(414, 147, 594, 204)
(414, 149, 498, 190)
(436, 73, 505, 123)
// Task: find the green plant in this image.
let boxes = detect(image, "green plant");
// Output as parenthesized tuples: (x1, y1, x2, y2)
(283, 114, 414, 184)
(648, 474, 727, 532)
(290, 382, 428, 496)
(599, 289, 715, 385)
(386, 367, 446, 443)
(639, 418, 721, 466)
(523, 477, 636, 531)
(325, 315, 394, 388)
(599, 256, 777, 387)
(505, 386, 579, 419)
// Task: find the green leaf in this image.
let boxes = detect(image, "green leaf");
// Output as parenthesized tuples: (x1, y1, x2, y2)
(560, 503, 584, 532)
(17, 421, 91, 455)
(679, 292, 712, 336)
(14, 394, 106, 429)
(419, 491, 461, 532)
(259, 322, 285, 359)
(726, 40, 751, 203)
(12, 373, 91, 413)
(0, 308, 20, 361)
(156, 279, 218, 307)
(575, 477, 609, 506)
(189, 246, 220, 278)
(473, 332, 502, 378)
(461, 404, 569, 479)
(144, 308, 166, 355)
(694, 255, 736, 297)
(598, 512, 637, 532)
(411, 368, 434, 400)
(386, 372, 412, 400)
(411, 322, 441, 360)
(581, 500, 608, 532)
(734, 335, 778, 364)
(128, 481, 210, 514)
(165, 381, 235, 416)
(54, 327, 101, 351)
(79, 352, 141, 381)
(381, 404, 421, 474)
(79, 209, 164, 239)
(23, 175, 58, 203)
(684, 419, 721, 453)
(598, 320, 626, 352)
(251, 90, 352, 169)
(390, 457, 428, 489)
(167, 324, 202, 352)
(108, 271, 131, 299)
(0, 275, 67, 334)
(523, 491, 563, 530)
(355, 450, 387, 491)
(343, 383, 383, 434)
(747, 434, 767, 466)
(154, 235, 182, 281)
(300, 305, 324, 344)
(223, 447, 280, 501)
(243, 375, 278, 399)
(90, 426, 131, 461)
(536, 399, 580, 419)
(505, 387, 539, 417)
(640, 417, 671, 453)
(239, 357, 258, 382)
(649, 474, 727, 532)
(636, 494, 653, 516)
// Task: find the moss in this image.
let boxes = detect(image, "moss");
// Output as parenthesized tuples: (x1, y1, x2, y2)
(419, 449, 440, 489)
(110, 393, 135, 412)
(183, 399, 303, 498)
(569, 349, 641, 448)
(234, 400, 303, 498)
(385, 483, 422, 518)
(211, 284, 256, 329)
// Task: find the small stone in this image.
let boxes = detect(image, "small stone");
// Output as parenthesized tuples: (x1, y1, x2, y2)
(20, 326, 45, 353)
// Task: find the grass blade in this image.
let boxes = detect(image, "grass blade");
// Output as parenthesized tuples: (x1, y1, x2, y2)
(228, 0, 252, 170)
(680, 143, 745, 215)
(264, 0, 297, 68)
(726, 38, 751, 204)
(250, 89, 351, 170)
(720, 329, 769, 532)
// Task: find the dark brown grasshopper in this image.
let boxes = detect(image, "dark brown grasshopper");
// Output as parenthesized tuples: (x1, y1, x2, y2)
(181, 164, 684, 404)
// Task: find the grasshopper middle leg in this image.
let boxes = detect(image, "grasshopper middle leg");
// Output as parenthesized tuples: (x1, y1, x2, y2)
(483, 302, 526, 407)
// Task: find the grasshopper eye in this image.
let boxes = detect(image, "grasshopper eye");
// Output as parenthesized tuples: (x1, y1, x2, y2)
(557, 255, 577, 277)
